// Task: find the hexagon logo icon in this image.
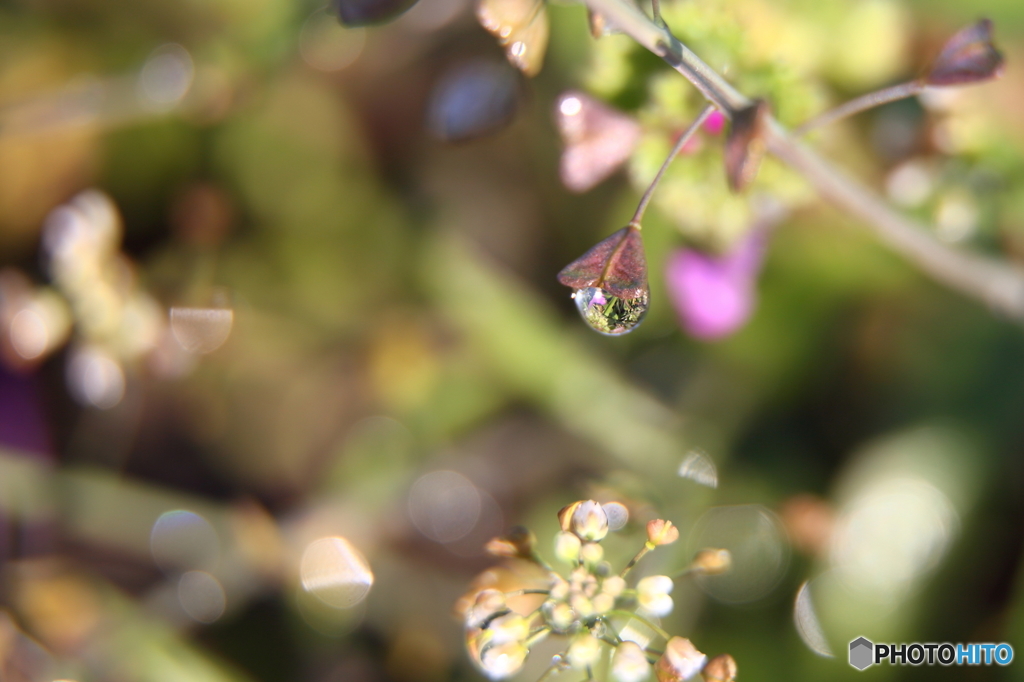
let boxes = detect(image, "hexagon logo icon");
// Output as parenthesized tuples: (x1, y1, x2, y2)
(849, 637, 874, 670)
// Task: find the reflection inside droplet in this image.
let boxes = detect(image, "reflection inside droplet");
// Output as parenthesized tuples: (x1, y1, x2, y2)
(66, 346, 125, 409)
(678, 450, 718, 488)
(178, 570, 226, 623)
(407, 470, 482, 543)
(300, 536, 374, 609)
(689, 505, 788, 603)
(169, 307, 233, 354)
(151, 509, 221, 574)
(139, 44, 194, 108)
(572, 286, 649, 336)
(602, 502, 629, 531)
(794, 579, 833, 657)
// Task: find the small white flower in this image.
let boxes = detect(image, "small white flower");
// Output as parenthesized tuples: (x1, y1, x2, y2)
(555, 531, 582, 564)
(480, 641, 528, 679)
(572, 500, 610, 542)
(612, 641, 652, 682)
(637, 575, 674, 617)
(487, 613, 529, 645)
(655, 637, 706, 682)
(567, 632, 603, 669)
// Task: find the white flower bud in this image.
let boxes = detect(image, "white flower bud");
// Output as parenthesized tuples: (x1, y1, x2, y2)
(555, 531, 583, 564)
(567, 632, 603, 669)
(637, 575, 674, 617)
(612, 641, 652, 682)
(480, 641, 528, 679)
(572, 500, 610, 542)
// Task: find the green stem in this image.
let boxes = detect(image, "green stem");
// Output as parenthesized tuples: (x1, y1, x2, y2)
(629, 104, 715, 228)
(620, 543, 654, 578)
(796, 80, 925, 135)
(604, 609, 671, 641)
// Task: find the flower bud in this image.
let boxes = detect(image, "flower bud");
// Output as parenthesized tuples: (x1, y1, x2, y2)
(555, 531, 582, 564)
(926, 19, 1004, 86)
(592, 592, 615, 614)
(549, 574, 570, 600)
(646, 519, 680, 546)
(570, 594, 595, 619)
(558, 501, 582, 531)
(567, 632, 603, 669)
(487, 613, 529, 646)
(601, 575, 626, 598)
(655, 637, 706, 682)
(479, 641, 529, 679)
(612, 641, 652, 682)
(571, 500, 610, 541)
(544, 600, 576, 632)
(637, 575, 674, 617)
(724, 99, 770, 193)
(580, 542, 605, 565)
(689, 549, 731, 576)
(467, 589, 508, 628)
(702, 654, 737, 682)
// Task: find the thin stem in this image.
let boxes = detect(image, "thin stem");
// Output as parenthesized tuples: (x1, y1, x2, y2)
(630, 105, 715, 228)
(604, 609, 671, 641)
(527, 627, 552, 647)
(584, 0, 1024, 321)
(537, 661, 562, 682)
(619, 543, 653, 577)
(504, 589, 551, 598)
(651, 0, 664, 27)
(796, 80, 925, 135)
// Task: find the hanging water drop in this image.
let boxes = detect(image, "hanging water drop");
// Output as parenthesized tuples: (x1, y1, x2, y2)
(572, 285, 649, 336)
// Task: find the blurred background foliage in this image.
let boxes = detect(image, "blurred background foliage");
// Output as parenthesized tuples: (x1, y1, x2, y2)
(1, 0, 1024, 680)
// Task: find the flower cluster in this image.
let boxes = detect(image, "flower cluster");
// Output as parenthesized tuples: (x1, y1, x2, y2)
(458, 500, 735, 681)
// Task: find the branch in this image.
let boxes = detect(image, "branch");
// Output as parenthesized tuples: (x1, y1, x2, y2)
(586, 0, 1024, 320)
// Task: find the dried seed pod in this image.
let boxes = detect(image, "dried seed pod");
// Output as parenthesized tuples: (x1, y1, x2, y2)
(926, 19, 1005, 86)
(702, 654, 737, 682)
(555, 91, 641, 193)
(334, 0, 419, 26)
(557, 226, 647, 299)
(655, 637, 706, 682)
(477, 0, 549, 77)
(724, 99, 770, 193)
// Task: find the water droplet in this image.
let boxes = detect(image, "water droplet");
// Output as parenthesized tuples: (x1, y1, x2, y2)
(572, 286, 649, 336)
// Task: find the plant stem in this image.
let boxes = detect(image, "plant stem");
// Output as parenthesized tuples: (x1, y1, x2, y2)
(630, 104, 715, 229)
(504, 589, 551, 597)
(605, 609, 672, 641)
(619, 543, 653, 577)
(796, 80, 925, 135)
(584, 0, 1024, 321)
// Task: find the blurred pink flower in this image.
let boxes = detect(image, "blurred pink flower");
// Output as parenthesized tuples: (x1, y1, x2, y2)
(665, 231, 766, 339)
(703, 110, 726, 136)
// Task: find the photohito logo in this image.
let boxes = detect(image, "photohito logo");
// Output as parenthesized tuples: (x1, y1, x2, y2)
(848, 637, 1013, 670)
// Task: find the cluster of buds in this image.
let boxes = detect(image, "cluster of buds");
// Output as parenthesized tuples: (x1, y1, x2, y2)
(459, 500, 735, 681)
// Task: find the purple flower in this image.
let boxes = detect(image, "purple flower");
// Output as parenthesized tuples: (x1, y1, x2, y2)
(665, 231, 766, 340)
